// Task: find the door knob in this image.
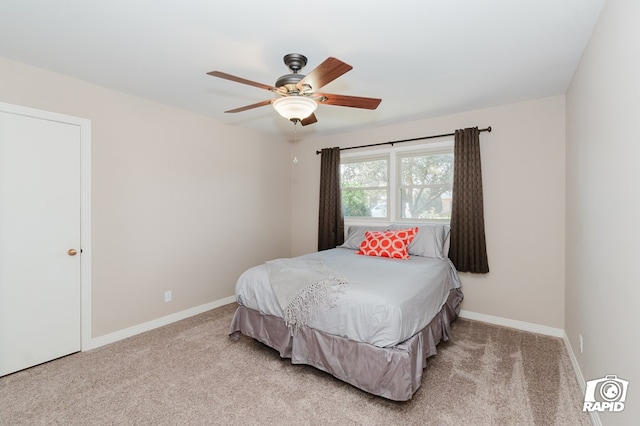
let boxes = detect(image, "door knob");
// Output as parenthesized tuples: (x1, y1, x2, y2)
(67, 249, 78, 256)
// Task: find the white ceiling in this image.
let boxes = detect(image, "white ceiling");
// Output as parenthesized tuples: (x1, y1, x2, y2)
(0, 0, 605, 138)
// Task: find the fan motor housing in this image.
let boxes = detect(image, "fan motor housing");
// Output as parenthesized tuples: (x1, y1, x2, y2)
(275, 53, 308, 89)
(275, 73, 304, 88)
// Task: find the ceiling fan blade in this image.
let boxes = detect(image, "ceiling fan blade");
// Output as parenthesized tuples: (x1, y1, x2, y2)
(316, 93, 382, 110)
(300, 113, 318, 126)
(224, 99, 273, 113)
(297, 57, 353, 92)
(207, 71, 278, 92)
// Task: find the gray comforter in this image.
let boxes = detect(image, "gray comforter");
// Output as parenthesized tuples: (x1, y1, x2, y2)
(236, 247, 461, 348)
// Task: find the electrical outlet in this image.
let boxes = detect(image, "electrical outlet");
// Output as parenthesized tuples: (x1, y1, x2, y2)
(579, 334, 584, 354)
(164, 290, 172, 302)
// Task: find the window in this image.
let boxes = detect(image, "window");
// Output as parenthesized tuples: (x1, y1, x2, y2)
(399, 151, 453, 220)
(341, 142, 453, 222)
(340, 156, 388, 218)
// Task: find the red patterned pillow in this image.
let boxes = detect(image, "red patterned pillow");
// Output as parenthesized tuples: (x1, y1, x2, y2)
(356, 227, 418, 259)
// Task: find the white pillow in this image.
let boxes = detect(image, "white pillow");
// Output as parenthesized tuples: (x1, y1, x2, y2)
(389, 224, 450, 258)
(339, 225, 390, 250)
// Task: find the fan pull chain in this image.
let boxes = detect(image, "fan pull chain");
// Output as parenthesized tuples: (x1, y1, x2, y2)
(292, 121, 299, 164)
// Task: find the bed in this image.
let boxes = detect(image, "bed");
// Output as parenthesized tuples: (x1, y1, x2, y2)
(229, 224, 463, 401)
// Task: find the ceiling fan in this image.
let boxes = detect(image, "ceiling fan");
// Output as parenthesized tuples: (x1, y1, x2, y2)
(207, 53, 382, 126)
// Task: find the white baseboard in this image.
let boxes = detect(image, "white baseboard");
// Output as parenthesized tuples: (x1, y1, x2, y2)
(458, 310, 564, 338)
(563, 333, 601, 426)
(88, 295, 237, 350)
(563, 333, 586, 391)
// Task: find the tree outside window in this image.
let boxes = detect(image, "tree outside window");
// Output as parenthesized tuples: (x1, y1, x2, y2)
(341, 157, 388, 218)
(399, 152, 453, 220)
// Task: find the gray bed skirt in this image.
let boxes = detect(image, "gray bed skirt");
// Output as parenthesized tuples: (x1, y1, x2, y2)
(229, 287, 463, 401)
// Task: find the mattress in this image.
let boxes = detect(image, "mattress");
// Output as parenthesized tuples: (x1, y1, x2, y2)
(235, 247, 461, 348)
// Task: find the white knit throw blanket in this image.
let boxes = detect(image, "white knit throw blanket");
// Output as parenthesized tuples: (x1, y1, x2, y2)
(266, 258, 347, 332)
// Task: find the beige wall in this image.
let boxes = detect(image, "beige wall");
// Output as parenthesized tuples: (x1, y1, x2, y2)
(0, 58, 291, 337)
(292, 95, 566, 329)
(566, 0, 639, 424)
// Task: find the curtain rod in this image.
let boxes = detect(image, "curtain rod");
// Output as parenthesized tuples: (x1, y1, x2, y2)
(315, 126, 492, 154)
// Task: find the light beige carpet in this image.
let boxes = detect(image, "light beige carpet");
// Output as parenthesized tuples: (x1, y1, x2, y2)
(0, 303, 591, 425)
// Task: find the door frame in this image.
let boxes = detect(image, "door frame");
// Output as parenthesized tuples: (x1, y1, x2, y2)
(0, 101, 92, 351)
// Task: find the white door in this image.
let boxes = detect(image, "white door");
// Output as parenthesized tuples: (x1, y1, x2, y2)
(0, 109, 82, 376)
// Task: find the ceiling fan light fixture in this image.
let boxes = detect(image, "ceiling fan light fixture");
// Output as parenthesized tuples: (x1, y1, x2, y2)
(272, 96, 317, 121)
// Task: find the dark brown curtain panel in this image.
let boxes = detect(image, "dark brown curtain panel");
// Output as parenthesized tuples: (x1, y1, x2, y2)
(449, 127, 490, 273)
(318, 147, 344, 251)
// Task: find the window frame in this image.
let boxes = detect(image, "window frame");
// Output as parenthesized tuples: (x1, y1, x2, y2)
(341, 139, 454, 224)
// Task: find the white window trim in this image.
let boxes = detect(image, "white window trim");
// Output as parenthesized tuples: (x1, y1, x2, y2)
(341, 139, 454, 225)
